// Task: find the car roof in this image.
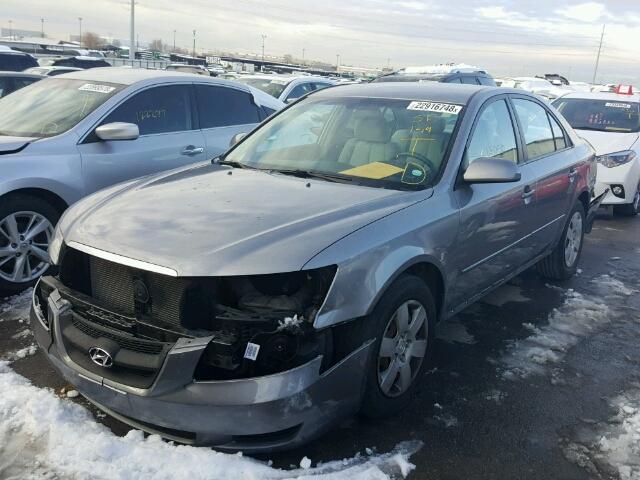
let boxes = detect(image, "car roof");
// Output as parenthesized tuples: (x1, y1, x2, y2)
(61, 67, 220, 85)
(558, 91, 640, 102)
(312, 81, 491, 104)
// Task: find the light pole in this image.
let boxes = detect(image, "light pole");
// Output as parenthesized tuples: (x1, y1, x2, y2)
(129, 0, 136, 61)
(592, 24, 606, 85)
(261, 34, 266, 62)
(302, 48, 305, 65)
(173, 30, 176, 52)
(192, 29, 196, 57)
(336, 54, 340, 69)
(41, 18, 44, 38)
(78, 17, 82, 47)
(8, 20, 12, 40)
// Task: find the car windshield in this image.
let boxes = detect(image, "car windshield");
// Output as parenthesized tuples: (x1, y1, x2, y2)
(0, 78, 124, 138)
(224, 96, 462, 190)
(553, 98, 640, 133)
(235, 77, 289, 99)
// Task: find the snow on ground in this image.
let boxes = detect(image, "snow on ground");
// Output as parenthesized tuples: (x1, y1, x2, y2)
(500, 275, 634, 380)
(0, 288, 32, 323)
(0, 361, 420, 480)
(563, 386, 640, 480)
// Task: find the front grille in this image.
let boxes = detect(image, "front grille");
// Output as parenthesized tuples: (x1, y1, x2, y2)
(72, 316, 164, 355)
(90, 256, 136, 314)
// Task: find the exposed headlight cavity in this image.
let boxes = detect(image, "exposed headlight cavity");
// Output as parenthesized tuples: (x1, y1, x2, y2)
(596, 150, 637, 168)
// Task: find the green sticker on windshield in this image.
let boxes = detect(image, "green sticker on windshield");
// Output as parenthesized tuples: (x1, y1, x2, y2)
(401, 162, 427, 185)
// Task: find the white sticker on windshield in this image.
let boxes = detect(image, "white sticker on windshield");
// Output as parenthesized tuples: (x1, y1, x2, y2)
(605, 102, 632, 109)
(79, 83, 116, 94)
(407, 101, 462, 114)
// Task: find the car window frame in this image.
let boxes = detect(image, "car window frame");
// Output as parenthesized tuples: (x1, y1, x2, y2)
(507, 94, 573, 164)
(192, 82, 261, 130)
(80, 81, 197, 144)
(461, 94, 524, 172)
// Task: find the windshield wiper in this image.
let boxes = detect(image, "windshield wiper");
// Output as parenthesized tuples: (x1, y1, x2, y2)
(269, 168, 354, 183)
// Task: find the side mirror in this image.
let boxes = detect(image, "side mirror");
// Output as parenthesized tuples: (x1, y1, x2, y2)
(95, 122, 139, 141)
(285, 97, 299, 104)
(463, 157, 521, 183)
(229, 132, 247, 147)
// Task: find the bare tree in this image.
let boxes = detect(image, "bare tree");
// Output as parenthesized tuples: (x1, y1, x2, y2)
(82, 31, 103, 50)
(149, 38, 164, 52)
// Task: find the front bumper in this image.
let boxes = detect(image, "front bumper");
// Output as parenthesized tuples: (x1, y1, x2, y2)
(594, 160, 640, 205)
(31, 280, 372, 452)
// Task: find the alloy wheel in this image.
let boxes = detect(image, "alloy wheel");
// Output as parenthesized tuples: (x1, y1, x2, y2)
(564, 211, 583, 268)
(377, 299, 429, 398)
(0, 211, 54, 283)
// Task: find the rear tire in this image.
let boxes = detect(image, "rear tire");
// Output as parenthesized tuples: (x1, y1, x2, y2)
(0, 194, 60, 295)
(536, 202, 585, 280)
(360, 274, 436, 418)
(613, 183, 640, 216)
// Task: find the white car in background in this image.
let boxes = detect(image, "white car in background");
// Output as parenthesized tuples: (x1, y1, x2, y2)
(511, 77, 570, 100)
(554, 90, 640, 215)
(234, 75, 335, 103)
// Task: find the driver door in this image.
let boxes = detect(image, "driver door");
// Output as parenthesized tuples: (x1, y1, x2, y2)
(450, 97, 539, 309)
(77, 84, 207, 194)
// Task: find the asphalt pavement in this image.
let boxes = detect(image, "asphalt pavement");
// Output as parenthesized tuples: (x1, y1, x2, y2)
(1, 211, 639, 479)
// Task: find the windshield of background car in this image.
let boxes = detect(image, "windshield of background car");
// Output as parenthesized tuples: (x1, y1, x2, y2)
(235, 77, 288, 98)
(225, 96, 463, 189)
(553, 98, 640, 133)
(0, 78, 124, 138)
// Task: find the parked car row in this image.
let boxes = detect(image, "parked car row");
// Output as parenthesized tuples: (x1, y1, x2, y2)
(0, 66, 633, 452)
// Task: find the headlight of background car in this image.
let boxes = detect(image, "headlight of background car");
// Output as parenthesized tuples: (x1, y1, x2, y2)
(596, 150, 637, 168)
(48, 224, 64, 266)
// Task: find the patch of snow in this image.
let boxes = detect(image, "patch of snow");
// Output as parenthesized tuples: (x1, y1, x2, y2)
(0, 288, 32, 323)
(481, 284, 530, 307)
(4, 344, 37, 362)
(66, 390, 79, 399)
(500, 275, 631, 380)
(564, 388, 640, 480)
(0, 362, 420, 480)
(300, 456, 312, 469)
(278, 314, 304, 332)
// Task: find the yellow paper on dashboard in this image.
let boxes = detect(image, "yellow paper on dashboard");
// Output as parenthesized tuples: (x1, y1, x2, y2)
(340, 162, 404, 180)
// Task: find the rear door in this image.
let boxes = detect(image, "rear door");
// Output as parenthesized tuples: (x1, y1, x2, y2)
(451, 96, 539, 308)
(193, 84, 262, 158)
(78, 83, 207, 194)
(510, 96, 575, 250)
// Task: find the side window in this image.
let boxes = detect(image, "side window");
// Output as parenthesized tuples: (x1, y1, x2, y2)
(286, 82, 313, 102)
(467, 99, 518, 165)
(478, 76, 494, 86)
(103, 85, 191, 135)
(13, 78, 39, 90)
(195, 85, 260, 128)
(460, 76, 477, 85)
(512, 99, 555, 160)
(548, 114, 567, 150)
(312, 82, 331, 91)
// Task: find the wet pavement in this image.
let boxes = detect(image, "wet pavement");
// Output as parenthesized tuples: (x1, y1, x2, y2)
(1, 212, 639, 479)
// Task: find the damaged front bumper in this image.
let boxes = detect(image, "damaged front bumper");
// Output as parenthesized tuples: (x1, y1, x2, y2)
(585, 189, 608, 233)
(31, 279, 373, 452)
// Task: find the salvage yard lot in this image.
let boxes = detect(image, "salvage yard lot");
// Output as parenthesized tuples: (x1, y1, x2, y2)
(1, 213, 639, 480)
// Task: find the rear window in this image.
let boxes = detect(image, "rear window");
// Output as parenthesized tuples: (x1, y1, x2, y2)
(0, 53, 38, 72)
(553, 98, 640, 133)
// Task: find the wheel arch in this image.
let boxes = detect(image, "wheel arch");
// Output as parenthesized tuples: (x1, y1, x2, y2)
(0, 188, 69, 216)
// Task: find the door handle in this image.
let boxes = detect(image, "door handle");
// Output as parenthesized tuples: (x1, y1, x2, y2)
(568, 169, 578, 182)
(181, 146, 204, 156)
(521, 186, 536, 202)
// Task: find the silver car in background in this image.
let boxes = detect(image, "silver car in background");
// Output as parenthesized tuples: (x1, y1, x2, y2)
(32, 83, 601, 451)
(0, 68, 283, 292)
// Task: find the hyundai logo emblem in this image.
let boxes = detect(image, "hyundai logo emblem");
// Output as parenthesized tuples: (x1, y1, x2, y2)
(133, 278, 150, 304)
(88, 346, 113, 368)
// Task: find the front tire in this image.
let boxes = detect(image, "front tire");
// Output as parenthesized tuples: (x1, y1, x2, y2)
(360, 274, 436, 418)
(0, 194, 59, 294)
(536, 202, 585, 280)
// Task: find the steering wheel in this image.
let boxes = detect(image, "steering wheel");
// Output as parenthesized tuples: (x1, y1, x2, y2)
(395, 152, 438, 174)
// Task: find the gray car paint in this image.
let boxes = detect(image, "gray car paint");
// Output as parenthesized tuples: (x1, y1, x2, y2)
(0, 68, 284, 208)
(37, 83, 596, 450)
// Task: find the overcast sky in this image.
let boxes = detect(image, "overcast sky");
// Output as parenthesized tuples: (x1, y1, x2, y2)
(3, 0, 640, 83)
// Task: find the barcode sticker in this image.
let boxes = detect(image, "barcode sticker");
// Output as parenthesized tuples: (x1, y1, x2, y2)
(79, 83, 116, 94)
(407, 101, 462, 114)
(244, 342, 260, 361)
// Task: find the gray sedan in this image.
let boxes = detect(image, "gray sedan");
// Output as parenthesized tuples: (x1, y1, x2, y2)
(0, 67, 283, 292)
(32, 82, 602, 451)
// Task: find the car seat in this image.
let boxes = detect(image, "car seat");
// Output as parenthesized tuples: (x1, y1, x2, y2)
(338, 116, 399, 167)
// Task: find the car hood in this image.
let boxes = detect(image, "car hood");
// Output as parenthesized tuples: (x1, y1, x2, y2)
(62, 163, 429, 276)
(0, 135, 38, 154)
(575, 129, 639, 156)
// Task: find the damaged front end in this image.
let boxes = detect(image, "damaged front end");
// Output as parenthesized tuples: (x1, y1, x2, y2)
(31, 245, 371, 450)
(39, 246, 337, 384)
